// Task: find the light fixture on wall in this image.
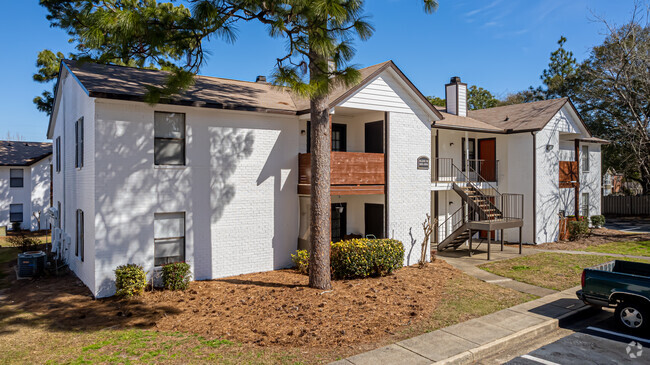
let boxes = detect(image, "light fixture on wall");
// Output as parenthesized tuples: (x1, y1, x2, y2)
(450, 142, 455, 146)
(449, 201, 454, 206)
(546, 144, 554, 152)
(336, 196, 344, 213)
(300, 130, 306, 136)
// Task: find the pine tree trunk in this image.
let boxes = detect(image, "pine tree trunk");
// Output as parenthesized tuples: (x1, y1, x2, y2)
(308, 54, 333, 290)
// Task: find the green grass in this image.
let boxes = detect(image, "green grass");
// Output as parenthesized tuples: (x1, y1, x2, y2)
(3, 327, 306, 365)
(480, 252, 650, 291)
(582, 241, 650, 257)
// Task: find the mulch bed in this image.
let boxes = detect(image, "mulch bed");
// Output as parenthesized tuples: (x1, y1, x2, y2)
(1, 260, 459, 350)
(533, 228, 650, 251)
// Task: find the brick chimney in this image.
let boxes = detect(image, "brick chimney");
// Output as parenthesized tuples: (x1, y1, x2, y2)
(445, 76, 468, 117)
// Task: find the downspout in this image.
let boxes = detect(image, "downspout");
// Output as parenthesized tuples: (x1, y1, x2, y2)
(531, 131, 537, 244)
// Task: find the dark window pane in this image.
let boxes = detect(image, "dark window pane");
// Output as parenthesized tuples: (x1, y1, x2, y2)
(10, 178, 23, 187)
(154, 139, 185, 165)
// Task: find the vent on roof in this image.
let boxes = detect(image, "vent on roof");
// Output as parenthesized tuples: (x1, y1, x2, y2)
(256, 75, 267, 83)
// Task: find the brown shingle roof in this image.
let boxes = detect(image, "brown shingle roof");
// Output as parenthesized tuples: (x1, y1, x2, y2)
(62, 59, 442, 119)
(467, 98, 569, 132)
(0, 141, 52, 166)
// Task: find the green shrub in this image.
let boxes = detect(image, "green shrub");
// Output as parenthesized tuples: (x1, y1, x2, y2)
(291, 250, 309, 275)
(568, 219, 590, 241)
(162, 262, 192, 291)
(6, 234, 40, 252)
(590, 215, 606, 228)
(115, 264, 147, 297)
(330, 238, 404, 279)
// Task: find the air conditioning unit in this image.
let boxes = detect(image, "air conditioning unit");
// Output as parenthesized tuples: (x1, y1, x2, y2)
(17, 251, 46, 278)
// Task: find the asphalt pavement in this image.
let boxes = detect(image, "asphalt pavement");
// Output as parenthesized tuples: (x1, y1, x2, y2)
(604, 217, 650, 233)
(505, 312, 650, 364)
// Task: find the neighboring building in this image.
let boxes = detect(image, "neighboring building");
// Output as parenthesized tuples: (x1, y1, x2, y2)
(48, 60, 438, 298)
(432, 77, 606, 248)
(0, 141, 52, 231)
(603, 167, 623, 196)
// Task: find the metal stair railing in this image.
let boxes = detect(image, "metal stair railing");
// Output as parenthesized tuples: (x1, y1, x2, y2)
(437, 205, 468, 244)
(451, 163, 503, 221)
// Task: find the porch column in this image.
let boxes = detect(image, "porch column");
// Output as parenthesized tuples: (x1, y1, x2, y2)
(574, 139, 580, 217)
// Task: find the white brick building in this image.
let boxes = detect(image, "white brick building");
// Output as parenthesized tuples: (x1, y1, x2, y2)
(0, 141, 52, 232)
(48, 60, 439, 298)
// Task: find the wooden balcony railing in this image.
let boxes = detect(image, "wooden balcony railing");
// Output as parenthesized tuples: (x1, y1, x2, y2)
(559, 161, 579, 188)
(298, 152, 385, 195)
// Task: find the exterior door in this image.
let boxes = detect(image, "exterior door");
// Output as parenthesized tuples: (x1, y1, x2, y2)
(364, 121, 384, 153)
(331, 203, 347, 243)
(306, 122, 347, 152)
(364, 203, 384, 238)
(478, 138, 496, 181)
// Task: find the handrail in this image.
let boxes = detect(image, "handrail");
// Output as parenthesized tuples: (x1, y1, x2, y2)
(438, 205, 467, 243)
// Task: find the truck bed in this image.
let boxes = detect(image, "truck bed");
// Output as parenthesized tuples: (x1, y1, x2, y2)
(589, 260, 650, 278)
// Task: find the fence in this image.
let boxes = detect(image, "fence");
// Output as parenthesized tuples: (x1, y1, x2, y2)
(602, 195, 650, 216)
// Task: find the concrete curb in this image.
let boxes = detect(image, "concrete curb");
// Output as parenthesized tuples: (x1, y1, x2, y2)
(434, 305, 592, 365)
(338, 287, 594, 365)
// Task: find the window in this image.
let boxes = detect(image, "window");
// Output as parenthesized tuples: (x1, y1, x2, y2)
(75, 117, 84, 168)
(154, 212, 185, 266)
(581, 145, 589, 172)
(76, 209, 84, 261)
(10, 169, 23, 188)
(331, 123, 347, 152)
(461, 138, 476, 171)
(55, 136, 61, 172)
(154, 112, 185, 165)
(10, 204, 23, 222)
(581, 192, 590, 218)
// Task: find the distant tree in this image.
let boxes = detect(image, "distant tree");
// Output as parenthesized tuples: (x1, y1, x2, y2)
(468, 85, 498, 110)
(498, 87, 546, 106)
(570, 4, 650, 193)
(541, 36, 578, 99)
(427, 96, 445, 107)
(5, 132, 25, 141)
(33, 50, 66, 115)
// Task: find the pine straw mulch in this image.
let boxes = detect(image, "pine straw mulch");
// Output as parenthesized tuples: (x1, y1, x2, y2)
(531, 227, 650, 251)
(1, 260, 466, 351)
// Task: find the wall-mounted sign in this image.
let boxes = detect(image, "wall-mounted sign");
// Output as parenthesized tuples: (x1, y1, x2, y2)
(417, 156, 430, 170)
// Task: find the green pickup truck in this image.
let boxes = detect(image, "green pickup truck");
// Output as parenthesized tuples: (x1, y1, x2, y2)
(577, 260, 650, 333)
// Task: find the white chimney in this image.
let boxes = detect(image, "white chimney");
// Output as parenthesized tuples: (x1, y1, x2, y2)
(445, 76, 468, 117)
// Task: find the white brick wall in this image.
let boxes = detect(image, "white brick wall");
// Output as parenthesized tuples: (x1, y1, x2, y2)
(92, 99, 299, 297)
(0, 166, 32, 230)
(388, 111, 431, 265)
(30, 157, 52, 230)
(51, 69, 96, 292)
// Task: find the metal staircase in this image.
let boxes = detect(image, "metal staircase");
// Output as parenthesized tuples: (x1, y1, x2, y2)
(436, 162, 525, 258)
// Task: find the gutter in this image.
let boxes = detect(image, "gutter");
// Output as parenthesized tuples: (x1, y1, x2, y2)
(531, 131, 537, 245)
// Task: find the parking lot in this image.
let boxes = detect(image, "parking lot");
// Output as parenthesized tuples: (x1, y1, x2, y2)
(506, 311, 650, 364)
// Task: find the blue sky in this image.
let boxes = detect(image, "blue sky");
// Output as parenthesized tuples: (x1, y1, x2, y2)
(0, 0, 637, 142)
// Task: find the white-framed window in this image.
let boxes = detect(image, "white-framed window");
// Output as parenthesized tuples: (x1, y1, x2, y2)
(55, 136, 61, 172)
(10, 169, 23, 188)
(581, 192, 590, 218)
(75, 117, 84, 168)
(154, 112, 185, 166)
(581, 145, 589, 172)
(76, 209, 84, 261)
(154, 212, 185, 267)
(10, 204, 23, 222)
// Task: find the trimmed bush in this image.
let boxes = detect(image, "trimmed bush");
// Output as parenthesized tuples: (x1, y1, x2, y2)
(568, 218, 590, 241)
(590, 215, 606, 228)
(115, 264, 147, 297)
(291, 250, 309, 275)
(330, 238, 404, 279)
(162, 262, 192, 291)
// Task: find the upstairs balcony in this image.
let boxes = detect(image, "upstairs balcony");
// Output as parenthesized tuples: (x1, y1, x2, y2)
(298, 152, 385, 195)
(559, 161, 579, 188)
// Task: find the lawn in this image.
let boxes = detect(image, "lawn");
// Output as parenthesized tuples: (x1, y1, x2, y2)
(479, 252, 650, 291)
(0, 260, 533, 364)
(582, 240, 650, 257)
(0, 230, 49, 247)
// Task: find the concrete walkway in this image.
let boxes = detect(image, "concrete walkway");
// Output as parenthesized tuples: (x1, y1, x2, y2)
(437, 243, 556, 297)
(333, 286, 589, 365)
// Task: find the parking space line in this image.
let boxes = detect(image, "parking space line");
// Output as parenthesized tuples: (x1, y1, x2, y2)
(521, 354, 561, 365)
(586, 326, 650, 344)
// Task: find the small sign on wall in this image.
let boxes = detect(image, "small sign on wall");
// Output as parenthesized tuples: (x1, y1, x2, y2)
(417, 156, 430, 170)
